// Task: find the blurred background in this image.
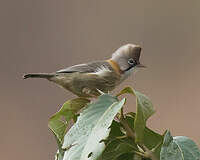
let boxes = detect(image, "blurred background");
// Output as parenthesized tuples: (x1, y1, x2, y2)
(0, 0, 200, 159)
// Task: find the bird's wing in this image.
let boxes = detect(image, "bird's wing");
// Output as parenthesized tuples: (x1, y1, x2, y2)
(56, 63, 94, 73)
(56, 61, 113, 74)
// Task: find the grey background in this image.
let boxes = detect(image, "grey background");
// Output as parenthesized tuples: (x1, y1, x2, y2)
(0, 0, 200, 159)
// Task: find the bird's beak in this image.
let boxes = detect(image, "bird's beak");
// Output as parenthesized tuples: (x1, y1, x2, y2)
(136, 64, 147, 68)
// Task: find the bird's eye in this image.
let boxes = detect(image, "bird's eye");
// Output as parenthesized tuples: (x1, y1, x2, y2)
(128, 58, 136, 65)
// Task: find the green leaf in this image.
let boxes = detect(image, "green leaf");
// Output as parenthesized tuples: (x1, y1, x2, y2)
(116, 86, 135, 97)
(62, 94, 125, 160)
(117, 87, 156, 144)
(48, 98, 90, 143)
(102, 136, 138, 160)
(173, 136, 200, 159)
(134, 91, 155, 144)
(48, 98, 90, 160)
(143, 127, 163, 158)
(160, 130, 200, 160)
(81, 98, 126, 160)
(116, 153, 135, 160)
(133, 154, 143, 160)
(49, 119, 66, 145)
(107, 120, 124, 138)
(102, 139, 135, 160)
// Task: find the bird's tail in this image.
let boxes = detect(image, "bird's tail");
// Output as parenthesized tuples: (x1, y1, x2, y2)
(23, 73, 55, 79)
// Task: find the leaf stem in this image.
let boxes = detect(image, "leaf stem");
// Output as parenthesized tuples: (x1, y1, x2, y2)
(118, 109, 135, 139)
(120, 108, 124, 119)
(141, 144, 157, 160)
(151, 141, 162, 152)
(117, 112, 157, 160)
(120, 118, 136, 138)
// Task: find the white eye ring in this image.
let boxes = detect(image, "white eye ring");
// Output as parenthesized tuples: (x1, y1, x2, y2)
(128, 58, 136, 65)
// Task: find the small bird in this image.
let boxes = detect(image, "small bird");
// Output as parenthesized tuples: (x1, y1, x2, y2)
(23, 44, 145, 97)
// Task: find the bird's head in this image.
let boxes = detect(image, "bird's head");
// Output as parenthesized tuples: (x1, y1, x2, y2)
(111, 44, 145, 72)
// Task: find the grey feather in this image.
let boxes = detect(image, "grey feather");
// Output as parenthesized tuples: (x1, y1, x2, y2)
(56, 61, 113, 73)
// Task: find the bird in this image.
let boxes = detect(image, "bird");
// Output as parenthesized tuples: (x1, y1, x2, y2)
(23, 44, 145, 98)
